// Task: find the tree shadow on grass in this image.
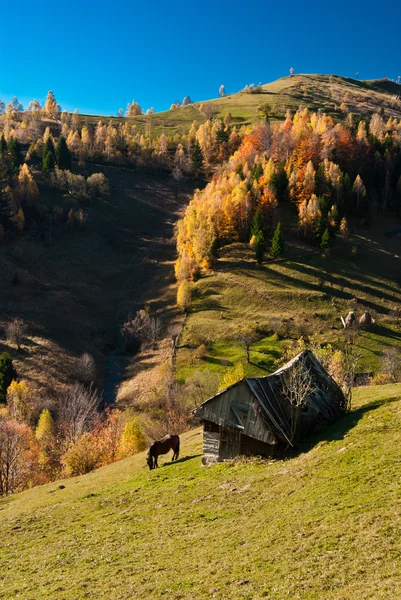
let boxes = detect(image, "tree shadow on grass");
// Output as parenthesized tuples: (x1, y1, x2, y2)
(293, 394, 401, 457)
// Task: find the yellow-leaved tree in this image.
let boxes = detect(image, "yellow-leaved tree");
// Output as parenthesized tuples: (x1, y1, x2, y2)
(176, 281, 191, 312)
(16, 163, 39, 204)
(118, 417, 147, 458)
(6, 381, 33, 423)
(218, 363, 246, 392)
(35, 408, 57, 476)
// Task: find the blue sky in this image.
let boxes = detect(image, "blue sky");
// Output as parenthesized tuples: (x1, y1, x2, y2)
(1, 0, 400, 116)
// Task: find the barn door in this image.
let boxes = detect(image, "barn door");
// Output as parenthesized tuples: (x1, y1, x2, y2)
(219, 428, 241, 460)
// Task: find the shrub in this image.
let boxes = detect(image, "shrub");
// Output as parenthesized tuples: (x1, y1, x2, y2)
(62, 432, 103, 476)
(370, 373, 394, 386)
(6, 318, 28, 350)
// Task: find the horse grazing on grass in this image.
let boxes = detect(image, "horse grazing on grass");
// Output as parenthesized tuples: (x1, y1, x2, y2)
(147, 434, 180, 470)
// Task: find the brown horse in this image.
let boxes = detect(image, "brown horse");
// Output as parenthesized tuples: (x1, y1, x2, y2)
(146, 434, 180, 470)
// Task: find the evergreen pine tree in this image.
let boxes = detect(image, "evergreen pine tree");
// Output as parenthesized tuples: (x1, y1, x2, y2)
(191, 140, 204, 172)
(250, 208, 264, 238)
(0, 135, 7, 157)
(0, 352, 17, 403)
(42, 136, 56, 173)
(314, 214, 326, 244)
(42, 150, 55, 173)
(56, 135, 72, 170)
(7, 137, 23, 173)
(270, 222, 285, 257)
(254, 231, 265, 264)
(215, 120, 229, 145)
(320, 227, 331, 250)
(271, 166, 288, 201)
(330, 204, 340, 228)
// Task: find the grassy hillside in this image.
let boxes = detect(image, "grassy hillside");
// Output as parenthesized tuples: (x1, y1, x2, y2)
(176, 210, 401, 382)
(1, 383, 401, 599)
(79, 74, 401, 137)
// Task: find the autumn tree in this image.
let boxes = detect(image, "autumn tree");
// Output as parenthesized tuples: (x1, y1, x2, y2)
(126, 100, 142, 117)
(15, 164, 39, 205)
(6, 381, 33, 423)
(62, 432, 103, 476)
(0, 420, 37, 495)
(44, 91, 60, 117)
(118, 417, 147, 457)
(218, 363, 246, 392)
(177, 281, 191, 312)
(35, 408, 57, 475)
(5, 97, 23, 115)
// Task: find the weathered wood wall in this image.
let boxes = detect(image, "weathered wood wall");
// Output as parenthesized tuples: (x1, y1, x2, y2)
(197, 381, 276, 445)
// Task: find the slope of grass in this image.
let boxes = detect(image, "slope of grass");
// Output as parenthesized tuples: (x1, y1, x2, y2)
(177, 212, 401, 380)
(1, 384, 401, 599)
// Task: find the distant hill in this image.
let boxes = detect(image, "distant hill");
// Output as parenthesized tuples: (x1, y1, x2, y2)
(1, 383, 401, 599)
(80, 74, 401, 136)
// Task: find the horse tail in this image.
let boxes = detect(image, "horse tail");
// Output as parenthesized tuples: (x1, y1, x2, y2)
(175, 435, 180, 460)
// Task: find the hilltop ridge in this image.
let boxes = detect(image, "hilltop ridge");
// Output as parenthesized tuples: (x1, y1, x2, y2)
(79, 74, 401, 136)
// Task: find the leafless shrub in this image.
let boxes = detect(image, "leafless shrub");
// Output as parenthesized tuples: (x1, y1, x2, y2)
(58, 382, 100, 443)
(343, 322, 360, 345)
(6, 318, 28, 350)
(382, 348, 401, 381)
(183, 370, 220, 408)
(342, 344, 361, 411)
(76, 353, 96, 385)
(389, 306, 401, 328)
(87, 173, 109, 198)
(122, 309, 163, 351)
(234, 328, 259, 363)
(281, 356, 316, 445)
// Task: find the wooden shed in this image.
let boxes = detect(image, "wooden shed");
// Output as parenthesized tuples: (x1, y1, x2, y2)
(193, 350, 346, 464)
